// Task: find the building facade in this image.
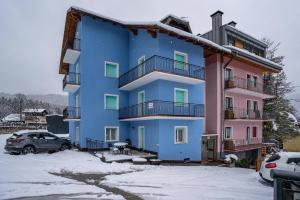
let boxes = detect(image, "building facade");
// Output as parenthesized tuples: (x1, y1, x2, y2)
(202, 11, 282, 163)
(59, 7, 229, 161)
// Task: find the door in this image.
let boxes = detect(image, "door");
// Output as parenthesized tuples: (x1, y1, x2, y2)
(75, 64, 79, 84)
(247, 100, 251, 117)
(207, 138, 216, 161)
(39, 132, 59, 151)
(75, 126, 80, 143)
(252, 127, 257, 138)
(225, 68, 233, 81)
(247, 74, 251, 89)
(75, 94, 79, 117)
(174, 52, 187, 70)
(138, 91, 145, 116)
(225, 97, 233, 110)
(138, 126, 145, 149)
(138, 56, 145, 77)
(246, 127, 251, 144)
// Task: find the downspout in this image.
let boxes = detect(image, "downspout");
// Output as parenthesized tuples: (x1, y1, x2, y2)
(220, 51, 234, 159)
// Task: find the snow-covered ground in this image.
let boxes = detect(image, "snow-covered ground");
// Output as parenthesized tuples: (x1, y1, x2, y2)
(0, 134, 272, 200)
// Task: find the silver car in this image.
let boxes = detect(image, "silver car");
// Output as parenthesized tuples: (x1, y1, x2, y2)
(4, 130, 71, 154)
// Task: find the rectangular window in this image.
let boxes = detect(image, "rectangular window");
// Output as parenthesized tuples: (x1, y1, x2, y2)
(253, 76, 258, 87)
(175, 126, 188, 144)
(175, 88, 188, 106)
(252, 127, 257, 137)
(105, 127, 119, 142)
(225, 97, 233, 110)
(174, 51, 187, 70)
(247, 100, 251, 115)
(225, 68, 233, 81)
(224, 127, 232, 139)
(253, 101, 258, 111)
(104, 94, 119, 110)
(227, 35, 236, 46)
(105, 61, 119, 78)
(138, 56, 146, 77)
(246, 127, 251, 141)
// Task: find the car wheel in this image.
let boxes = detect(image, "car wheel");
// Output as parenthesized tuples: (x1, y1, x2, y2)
(22, 146, 35, 155)
(61, 144, 70, 151)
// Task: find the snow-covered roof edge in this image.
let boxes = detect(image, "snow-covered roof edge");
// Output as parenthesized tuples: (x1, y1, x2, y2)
(68, 6, 230, 53)
(160, 14, 189, 24)
(224, 45, 283, 71)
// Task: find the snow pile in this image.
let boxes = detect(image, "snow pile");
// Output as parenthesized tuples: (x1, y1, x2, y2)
(132, 157, 147, 162)
(224, 154, 239, 162)
(1, 113, 24, 122)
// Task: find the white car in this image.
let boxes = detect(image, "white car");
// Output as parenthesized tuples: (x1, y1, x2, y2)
(259, 152, 300, 182)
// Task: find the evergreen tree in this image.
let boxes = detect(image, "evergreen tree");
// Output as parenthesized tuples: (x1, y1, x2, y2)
(263, 38, 299, 142)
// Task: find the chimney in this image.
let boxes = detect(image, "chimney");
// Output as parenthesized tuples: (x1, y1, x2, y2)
(210, 10, 223, 44)
(228, 21, 237, 27)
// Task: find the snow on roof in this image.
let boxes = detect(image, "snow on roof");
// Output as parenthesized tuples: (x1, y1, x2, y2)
(160, 14, 189, 23)
(69, 6, 230, 53)
(223, 45, 283, 71)
(14, 129, 48, 135)
(1, 114, 24, 122)
(23, 109, 46, 113)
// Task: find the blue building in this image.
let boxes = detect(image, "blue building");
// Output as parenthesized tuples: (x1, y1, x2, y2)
(59, 7, 224, 161)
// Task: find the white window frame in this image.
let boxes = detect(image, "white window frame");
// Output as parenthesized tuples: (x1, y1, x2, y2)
(174, 126, 188, 144)
(225, 67, 234, 81)
(225, 96, 234, 110)
(174, 51, 188, 69)
(224, 126, 233, 139)
(104, 61, 119, 78)
(174, 88, 188, 104)
(104, 126, 119, 142)
(104, 94, 119, 110)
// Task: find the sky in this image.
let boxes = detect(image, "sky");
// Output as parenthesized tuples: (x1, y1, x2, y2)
(0, 0, 299, 95)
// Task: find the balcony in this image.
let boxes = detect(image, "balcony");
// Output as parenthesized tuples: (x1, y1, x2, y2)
(224, 76, 275, 99)
(119, 55, 205, 91)
(63, 107, 80, 121)
(224, 108, 274, 121)
(63, 73, 80, 92)
(119, 100, 204, 121)
(63, 38, 80, 64)
(224, 138, 263, 152)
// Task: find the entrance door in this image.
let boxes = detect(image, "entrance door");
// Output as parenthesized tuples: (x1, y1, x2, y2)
(75, 126, 80, 143)
(207, 138, 216, 160)
(138, 126, 145, 149)
(75, 94, 79, 118)
(138, 91, 145, 116)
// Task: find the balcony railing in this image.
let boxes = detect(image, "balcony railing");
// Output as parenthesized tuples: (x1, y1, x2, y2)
(63, 107, 81, 120)
(119, 100, 205, 120)
(224, 108, 274, 120)
(224, 138, 262, 151)
(119, 55, 205, 88)
(225, 76, 275, 96)
(63, 72, 81, 89)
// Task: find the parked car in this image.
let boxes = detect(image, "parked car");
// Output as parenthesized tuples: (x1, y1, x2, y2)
(4, 130, 71, 155)
(259, 152, 300, 182)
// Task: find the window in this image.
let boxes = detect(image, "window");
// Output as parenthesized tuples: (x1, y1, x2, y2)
(138, 56, 146, 77)
(243, 42, 252, 52)
(246, 127, 251, 141)
(175, 126, 188, 144)
(253, 76, 258, 87)
(287, 158, 300, 165)
(174, 51, 188, 70)
(105, 127, 119, 142)
(104, 94, 119, 110)
(225, 97, 233, 110)
(227, 35, 236, 46)
(224, 127, 232, 139)
(253, 101, 258, 111)
(225, 68, 233, 81)
(105, 61, 119, 78)
(174, 88, 188, 106)
(266, 154, 281, 163)
(247, 100, 251, 115)
(43, 133, 57, 140)
(252, 127, 257, 137)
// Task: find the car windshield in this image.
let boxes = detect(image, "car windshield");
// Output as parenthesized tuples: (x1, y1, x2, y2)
(266, 154, 281, 162)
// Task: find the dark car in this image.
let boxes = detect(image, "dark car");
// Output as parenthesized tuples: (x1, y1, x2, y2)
(4, 130, 71, 155)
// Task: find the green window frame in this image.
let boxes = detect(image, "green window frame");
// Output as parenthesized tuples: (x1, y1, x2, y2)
(174, 88, 188, 106)
(104, 94, 119, 110)
(174, 51, 188, 70)
(105, 61, 119, 78)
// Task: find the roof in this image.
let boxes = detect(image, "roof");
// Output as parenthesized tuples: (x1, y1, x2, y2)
(59, 6, 230, 74)
(1, 114, 24, 122)
(22, 109, 47, 113)
(224, 45, 283, 71)
(160, 14, 192, 33)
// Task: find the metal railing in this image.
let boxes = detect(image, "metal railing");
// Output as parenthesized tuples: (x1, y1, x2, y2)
(271, 169, 300, 200)
(63, 107, 81, 120)
(119, 100, 205, 119)
(86, 138, 104, 149)
(63, 72, 81, 89)
(224, 108, 274, 120)
(225, 76, 275, 96)
(224, 138, 262, 151)
(119, 55, 205, 88)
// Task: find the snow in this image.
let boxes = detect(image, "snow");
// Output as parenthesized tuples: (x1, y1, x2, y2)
(225, 154, 239, 162)
(98, 151, 153, 162)
(224, 45, 282, 70)
(132, 157, 147, 162)
(288, 112, 298, 123)
(1, 113, 24, 122)
(160, 14, 190, 23)
(0, 134, 273, 199)
(22, 108, 46, 113)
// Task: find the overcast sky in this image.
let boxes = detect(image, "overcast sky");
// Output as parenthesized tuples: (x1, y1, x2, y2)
(0, 0, 299, 95)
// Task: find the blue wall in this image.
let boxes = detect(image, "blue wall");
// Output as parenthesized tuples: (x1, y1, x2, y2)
(66, 16, 205, 160)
